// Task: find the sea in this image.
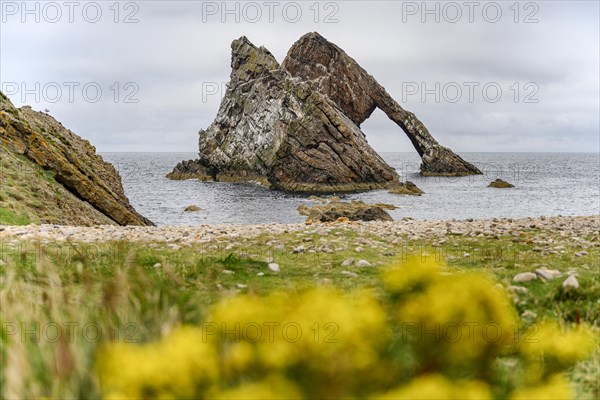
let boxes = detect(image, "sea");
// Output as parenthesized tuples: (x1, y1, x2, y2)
(101, 153, 600, 226)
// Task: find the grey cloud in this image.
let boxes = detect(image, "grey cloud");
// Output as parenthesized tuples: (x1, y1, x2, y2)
(0, 0, 597, 153)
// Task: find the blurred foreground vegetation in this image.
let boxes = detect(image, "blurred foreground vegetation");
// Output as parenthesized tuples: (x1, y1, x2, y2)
(0, 229, 598, 399)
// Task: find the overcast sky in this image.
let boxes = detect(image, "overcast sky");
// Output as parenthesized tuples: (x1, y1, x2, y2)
(1, 1, 598, 152)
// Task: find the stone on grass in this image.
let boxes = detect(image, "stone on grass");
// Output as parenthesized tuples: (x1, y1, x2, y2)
(268, 263, 281, 272)
(562, 275, 579, 289)
(341, 258, 355, 267)
(513, 272, 537, 283)
(356, 259, 372, 267)
(535, 268, 561, 280)
(507, 285, 528, 294)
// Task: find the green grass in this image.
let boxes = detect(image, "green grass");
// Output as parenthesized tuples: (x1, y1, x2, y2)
(0, 227, 598, 399)
(0, 147, 110, 225)
(0, 207, 31, 225)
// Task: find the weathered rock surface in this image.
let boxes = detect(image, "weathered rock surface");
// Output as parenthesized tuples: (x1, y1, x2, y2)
(298, 200, 395, 222)
(282, 32, 481, 177)
(388, 181, 424, 195)
(0, 91, 152, 226)
(488, 179, 514, 188)
(170, 33, 478, 192)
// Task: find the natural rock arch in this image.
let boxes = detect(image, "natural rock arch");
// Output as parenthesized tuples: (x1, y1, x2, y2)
(282, 32, 481, 176)
(168, 33, 480, 193)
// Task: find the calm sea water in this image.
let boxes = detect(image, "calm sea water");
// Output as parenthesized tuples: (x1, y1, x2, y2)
(101, 153, 599, 226)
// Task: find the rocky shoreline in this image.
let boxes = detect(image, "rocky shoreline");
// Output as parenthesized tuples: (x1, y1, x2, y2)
(1, 215, 597, 247)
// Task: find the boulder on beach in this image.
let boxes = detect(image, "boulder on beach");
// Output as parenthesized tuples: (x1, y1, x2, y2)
(0, 91, 152, 226)
(169, 32, 480, 193)
(488, 179, 514, 188)
(298, 200, 396, 223)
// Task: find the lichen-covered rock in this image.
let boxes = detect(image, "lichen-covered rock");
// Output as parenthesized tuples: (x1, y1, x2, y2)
(283, 33, 481, 177)
(389, 181, 424, 196)
(0, 91, 152, 226)
(298, 200, 396, 222)
(488, 179, 514, 188)
(169, 33, 479, 191)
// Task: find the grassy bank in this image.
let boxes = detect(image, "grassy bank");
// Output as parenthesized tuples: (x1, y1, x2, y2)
(0, 221, 598, 398)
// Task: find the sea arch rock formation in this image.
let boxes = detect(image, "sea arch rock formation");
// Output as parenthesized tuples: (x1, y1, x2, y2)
(282, 32, 481, 176)
(168, 33, 480, 193)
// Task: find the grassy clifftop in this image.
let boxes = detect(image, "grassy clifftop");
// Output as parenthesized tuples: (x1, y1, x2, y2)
(0, 91, 152, 226)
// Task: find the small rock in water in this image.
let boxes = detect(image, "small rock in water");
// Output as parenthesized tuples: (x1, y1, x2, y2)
(356, 259, 372, 267)
(153, 263, 162, 268)
(268, 263, 280, 272)
(222, 269, 235, 275)
(183, 205, 201, 212)
(513, 272, 537, 283)
(488, 179, 514, 188)
(340, 270, 358, 278)
(562, 275, 579, 289)
(341, 258, 355, 267)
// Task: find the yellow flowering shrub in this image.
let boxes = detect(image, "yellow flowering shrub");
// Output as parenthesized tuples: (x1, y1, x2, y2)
(96, 257, 596, 399)
(388, 257, 518, 377)
(96, 326, 218, 399)
(374, 374, 492, 400)
(520, 322, 597, 381)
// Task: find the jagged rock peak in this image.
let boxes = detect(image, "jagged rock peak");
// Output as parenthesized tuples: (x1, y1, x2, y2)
(230, 36, 279, 82)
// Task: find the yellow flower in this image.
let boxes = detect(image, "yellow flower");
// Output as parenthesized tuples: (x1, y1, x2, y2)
(97, 326, 218, 399)
(510, 374, 572, 400)
(392, 268, 517, 372)
(520, 321, 597, 379)
(374, 374, 491, 400)
(211, 374, 303, 400)
(383, 255, 443, 294)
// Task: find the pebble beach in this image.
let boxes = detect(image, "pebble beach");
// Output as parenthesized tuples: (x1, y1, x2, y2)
(2, 215, 598, 247)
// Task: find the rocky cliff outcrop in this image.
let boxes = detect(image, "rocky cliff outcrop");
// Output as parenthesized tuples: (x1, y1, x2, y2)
(169, 33, 479, 192)
(282, 33, 481, 177)
(0, 91, 152, 226)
